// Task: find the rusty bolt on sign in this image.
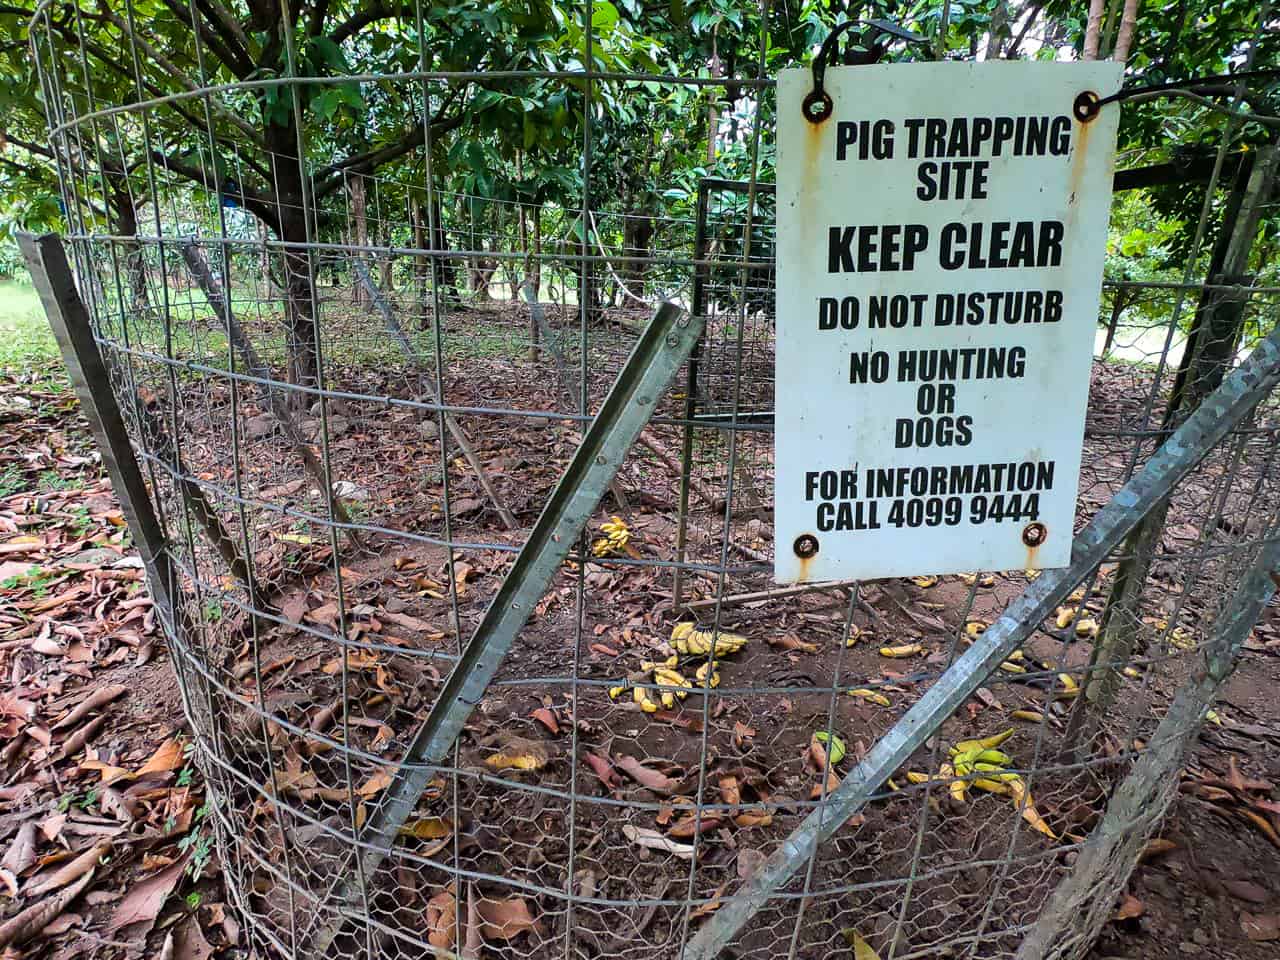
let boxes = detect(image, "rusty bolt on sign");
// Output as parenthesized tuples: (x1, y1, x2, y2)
(1022, 522, 1048, 548)
(1073, 90, 1101, 123)
(793, 534, 820, 558)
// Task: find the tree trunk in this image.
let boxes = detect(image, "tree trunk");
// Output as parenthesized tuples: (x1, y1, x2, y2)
(111, 190, 149, 316)
(1100, 293, 1124, 358)
(267, 120, 318, 391)
(411, 196, 428, 327)
(430, 193, 462, 304)
(350, 174, 368, 305)
(531, 204, 542, 299)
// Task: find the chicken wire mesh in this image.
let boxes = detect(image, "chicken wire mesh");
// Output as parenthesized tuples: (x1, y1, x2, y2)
(23, 5, 1280, 960)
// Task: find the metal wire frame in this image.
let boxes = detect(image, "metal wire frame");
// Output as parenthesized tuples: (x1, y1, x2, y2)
(25, 3, 1280, 960)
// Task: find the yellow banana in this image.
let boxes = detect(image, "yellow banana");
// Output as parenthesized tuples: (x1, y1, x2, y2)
(953, 730, 1013, 755)
(975, 749, 1013, 766)
(670, 622, 747, 657)
(632, 687, 658, 713)
(1010, 709, 1044, 722)
(905, 771, 930, 784)
(848, 688, 891, 707)
(1055, 606, 1077, 629)
(695, 661, 720, 688)
(880, 643, 923, 658)
(653, 667, 690, 700)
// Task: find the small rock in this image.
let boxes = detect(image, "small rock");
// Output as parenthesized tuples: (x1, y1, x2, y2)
(418, 420, 440, 439)
(1178, 942, 1200, 955)
(332, 480, 369, 501)
(1192, 928, 1210, 946)
(63, 547, 122, 567)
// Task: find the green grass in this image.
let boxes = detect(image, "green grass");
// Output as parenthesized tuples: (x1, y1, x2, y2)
(0, 281, 58, 370)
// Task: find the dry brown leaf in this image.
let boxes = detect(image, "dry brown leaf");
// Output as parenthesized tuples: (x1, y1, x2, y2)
(770, 634, 819, 654)
(584, 752, 622, 791)
(718, 776, 741, 807)
(81, 758, 134, 785)
(689, 881, 728, 920)
(136, 738, 185, 776)
(1139, 838, 1177, 860)
(52, 685, 128, 732)
(172, 914, 216, 960)
(667, 814, 723, 838)
(356, 767, 395, 798)
(1112, 894, 1144, 921)
(0, 866, 95, 949)
(614, 755, 679, 794)
(106, 858, 185, 933)
(1242, 912, 1280, 942)
(1223, 879, 1270, 904)
(24, 841, 110, 897)
(476, 896, 541, 941)
(733, 809, 774, 829)
(1, 823, 37, 877)
(398, 818, 453, 841)
(530, 707, 560, 735)
(426, 889, 457, 949)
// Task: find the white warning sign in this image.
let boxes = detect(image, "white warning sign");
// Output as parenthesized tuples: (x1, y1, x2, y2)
(775, 61, 1122, 584)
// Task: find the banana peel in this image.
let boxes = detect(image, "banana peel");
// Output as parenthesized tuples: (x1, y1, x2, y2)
(910, 575, 939, 588)
(1008, 778, 1057, 839)
(848, 688, 891, 707)
(1010, 709, 1045, 723)
(879, 643, 923, 658)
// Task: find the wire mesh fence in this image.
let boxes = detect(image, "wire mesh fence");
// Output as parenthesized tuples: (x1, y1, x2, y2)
(22, 6, 1280, 960)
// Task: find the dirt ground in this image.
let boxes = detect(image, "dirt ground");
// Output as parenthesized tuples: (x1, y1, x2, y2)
(2, 322, 1278, 960)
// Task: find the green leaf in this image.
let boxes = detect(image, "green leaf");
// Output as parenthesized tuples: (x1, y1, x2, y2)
(592, 0, 620, 34)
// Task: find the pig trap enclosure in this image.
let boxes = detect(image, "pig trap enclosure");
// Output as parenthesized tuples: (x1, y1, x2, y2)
(23, 7, 1280, 960)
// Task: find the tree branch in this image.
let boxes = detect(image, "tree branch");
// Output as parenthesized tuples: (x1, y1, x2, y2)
(312, 87, 467, 198)
(307, 0, 332, 37)
(94, 8, 262, 144)
(151, 150, 278, 230)
(329, 2, 414, 45)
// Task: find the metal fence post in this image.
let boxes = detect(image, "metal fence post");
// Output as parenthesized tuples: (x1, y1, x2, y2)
(683, 314, 1280, 960)
(18, 232, 182, 638)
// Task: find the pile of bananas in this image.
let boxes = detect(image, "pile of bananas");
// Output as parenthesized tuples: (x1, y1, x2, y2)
(612, 656, 721, 712)
(610, 623, 746, 712)
(591, 516, 632, 558)
(905, 729, 1056, 838)
(670, 622, 748, 657)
